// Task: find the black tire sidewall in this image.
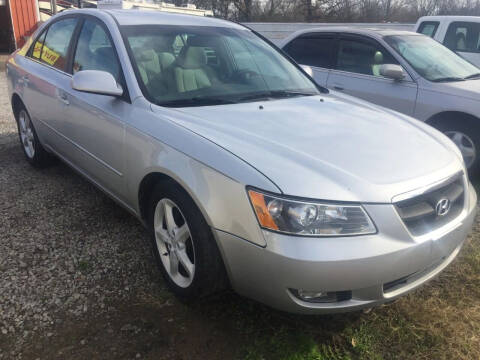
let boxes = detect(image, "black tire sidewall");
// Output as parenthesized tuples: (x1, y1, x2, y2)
(147, 182, 225, 299)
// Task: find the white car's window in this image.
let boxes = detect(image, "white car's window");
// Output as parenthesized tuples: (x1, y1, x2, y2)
(73, 19, 121, 83)
(385, 34, 480, 82)
(444, 21, 480, 53)
(35, 18, 78, 71)
(417, 21, 439, 38)
(122, 25, 320, 107)
(336, 39, 399, 77)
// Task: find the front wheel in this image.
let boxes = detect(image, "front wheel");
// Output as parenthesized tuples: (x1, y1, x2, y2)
(435, 118, 480, 177)
(147, 182, 227, 300)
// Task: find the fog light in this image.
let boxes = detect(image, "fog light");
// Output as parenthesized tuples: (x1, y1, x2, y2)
(298, 289, 326, 300)
(290, 289, 352, 303)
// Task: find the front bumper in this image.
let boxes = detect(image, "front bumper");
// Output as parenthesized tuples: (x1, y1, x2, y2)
(216, 184, 477, 314)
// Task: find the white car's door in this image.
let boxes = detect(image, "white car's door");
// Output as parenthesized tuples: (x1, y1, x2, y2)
(326, 35, 418, 116)
(282, 33, 336, 87)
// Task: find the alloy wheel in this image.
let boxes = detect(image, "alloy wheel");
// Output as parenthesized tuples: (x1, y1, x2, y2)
(153, 198, 195, 288)
(18, 110, 35, 159)
(445, 131, 476, 169)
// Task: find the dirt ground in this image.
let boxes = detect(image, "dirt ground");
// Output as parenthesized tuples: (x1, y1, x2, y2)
(1, 72, 479, 360)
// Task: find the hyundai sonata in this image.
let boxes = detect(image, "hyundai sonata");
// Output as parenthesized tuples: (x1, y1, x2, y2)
(6, 10, 477, 313)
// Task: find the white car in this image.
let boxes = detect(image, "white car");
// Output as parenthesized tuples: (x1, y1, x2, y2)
(415, 16, 480, 67)
(281, 28, 480, 173)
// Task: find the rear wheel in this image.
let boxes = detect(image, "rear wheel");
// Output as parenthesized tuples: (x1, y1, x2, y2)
(147, 181, 227, 300)
(15, 106, 55, 168)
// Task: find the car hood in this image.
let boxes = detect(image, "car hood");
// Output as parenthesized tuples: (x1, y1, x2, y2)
(152, 94, 463, 203)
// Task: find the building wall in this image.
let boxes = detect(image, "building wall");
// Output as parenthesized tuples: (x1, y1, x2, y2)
(9, 0, 39, 48)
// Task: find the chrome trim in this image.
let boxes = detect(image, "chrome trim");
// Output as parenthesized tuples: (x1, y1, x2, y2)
(391, 171, 464, 203)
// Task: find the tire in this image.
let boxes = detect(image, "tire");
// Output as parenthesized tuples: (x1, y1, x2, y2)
(147, 181, 228, 300)
(434, 117, 480, 177)
(14, 105, 55, 168)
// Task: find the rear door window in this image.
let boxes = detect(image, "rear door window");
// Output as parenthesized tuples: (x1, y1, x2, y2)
(37, 18, 78, 71)
(444, 21, 480, 53)
(31, 30, 47, 60)
(417, 21, 439, 38)
(283, 34, 335, 69)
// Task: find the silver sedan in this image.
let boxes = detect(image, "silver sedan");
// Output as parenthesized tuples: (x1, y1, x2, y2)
(6, 9, 477, 314)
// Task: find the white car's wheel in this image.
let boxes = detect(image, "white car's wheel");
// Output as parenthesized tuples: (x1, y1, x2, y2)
(434, 117, 480, 177)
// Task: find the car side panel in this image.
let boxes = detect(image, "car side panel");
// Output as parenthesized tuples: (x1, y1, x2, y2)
(122, 100, 281, 247)
(414, 85, 480, 122)
(11, 55, 71, 152)
(327, 70, 418, 116)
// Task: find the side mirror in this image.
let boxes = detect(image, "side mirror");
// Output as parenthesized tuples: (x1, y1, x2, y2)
(71, 70, 123, 97)
(380, 64, 405, 81)
(301, 65, 314, 77)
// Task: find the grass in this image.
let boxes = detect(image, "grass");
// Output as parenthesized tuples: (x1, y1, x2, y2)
(232, 189, 480, 360)
(233, 235, 480, 360)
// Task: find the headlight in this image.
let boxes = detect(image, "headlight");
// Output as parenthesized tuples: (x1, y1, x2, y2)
(248, 189, 376, 236)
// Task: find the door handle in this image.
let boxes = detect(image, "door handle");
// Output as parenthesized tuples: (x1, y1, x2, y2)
(58, 92, 70, 106)
(19, 75, 29, 86)
(333, 85, 344, 91)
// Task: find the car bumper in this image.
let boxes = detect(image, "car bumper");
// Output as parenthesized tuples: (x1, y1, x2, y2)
(216, 184, 477, 314)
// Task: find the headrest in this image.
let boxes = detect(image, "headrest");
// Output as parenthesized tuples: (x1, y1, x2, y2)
(374, 51, 383, 64)
(180, 46, 207, 69)
(135, 49, 156, 62)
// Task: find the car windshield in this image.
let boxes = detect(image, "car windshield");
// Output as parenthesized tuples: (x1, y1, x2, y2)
(121, 25, 320, 107)
(384, 34, 480, 82)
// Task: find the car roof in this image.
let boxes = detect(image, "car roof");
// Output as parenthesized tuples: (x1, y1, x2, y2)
(416, 15, 480, 23)
(104, 9, 245, 29)
(280, 27, 421, 46)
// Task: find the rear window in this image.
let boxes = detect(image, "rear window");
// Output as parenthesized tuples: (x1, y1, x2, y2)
(36, 18, 78, 71)
(444, 21, 480, 53)
(417, 21, 439, 38)
(284, 35, 335, 69)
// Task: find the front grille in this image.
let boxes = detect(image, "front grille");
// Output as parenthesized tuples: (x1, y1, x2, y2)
(394, 175, 465, 236)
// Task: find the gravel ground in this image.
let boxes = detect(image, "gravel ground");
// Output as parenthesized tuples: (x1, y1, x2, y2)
(0, 72, 173, 358)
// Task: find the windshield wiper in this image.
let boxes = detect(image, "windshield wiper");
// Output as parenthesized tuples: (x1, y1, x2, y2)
(464, 73, 480, 80)
(237, 90, 317, 103)
(269, 90, 317, 98)
(158, 96, 237, 107)
(431, 77, 466, 83)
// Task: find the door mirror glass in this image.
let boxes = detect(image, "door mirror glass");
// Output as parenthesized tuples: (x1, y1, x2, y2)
(71, 70, 123, 97)
(301, 65, 313, 77)
(380, 64, 405, 81)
